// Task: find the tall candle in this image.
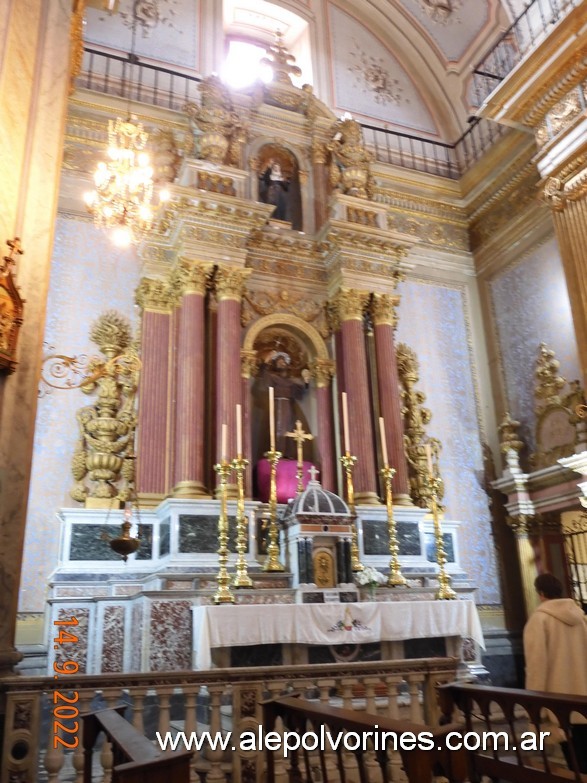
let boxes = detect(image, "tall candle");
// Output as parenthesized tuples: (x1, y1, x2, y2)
(425, 442, 433, 475)
(342, 392, 350, 454)
(269, 386, 275, 451)
(236, 404, 242, 456)
(379, 417, 388, 466)
(221, 423, 227, 462)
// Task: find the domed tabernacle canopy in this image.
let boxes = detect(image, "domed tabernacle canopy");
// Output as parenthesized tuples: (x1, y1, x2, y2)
(290, 467, 350, 518)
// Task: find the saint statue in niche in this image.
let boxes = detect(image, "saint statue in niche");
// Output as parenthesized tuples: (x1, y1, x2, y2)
(255, 351, 311, 458)
(259, 159, 290, 222)
(257, 144, 303, 230)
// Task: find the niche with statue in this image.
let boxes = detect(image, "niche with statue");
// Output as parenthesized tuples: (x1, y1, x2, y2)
(257, 143, 303, 230)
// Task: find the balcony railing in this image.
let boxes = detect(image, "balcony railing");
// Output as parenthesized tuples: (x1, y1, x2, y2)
(76, 47, 507, 181)
(472, 0, 581, 108)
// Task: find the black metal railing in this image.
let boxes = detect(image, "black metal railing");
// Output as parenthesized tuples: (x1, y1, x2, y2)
(77, 47, 508, 180)
(472, 0, 580, 108)
(78, 47, 202, 112)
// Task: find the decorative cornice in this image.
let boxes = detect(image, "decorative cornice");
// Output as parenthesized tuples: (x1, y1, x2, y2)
(135, 278, 174, 313)
(215, 266, 252, 302)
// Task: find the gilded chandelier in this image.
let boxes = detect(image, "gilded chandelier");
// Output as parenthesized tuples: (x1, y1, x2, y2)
(84, 117, 155, 246)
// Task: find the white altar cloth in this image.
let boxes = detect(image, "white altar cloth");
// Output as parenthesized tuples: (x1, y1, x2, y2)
(191, 600, 484, 670)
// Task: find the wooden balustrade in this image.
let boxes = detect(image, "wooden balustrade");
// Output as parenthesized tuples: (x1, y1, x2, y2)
(0, 657, 457, 783)
(438, 683, 587, 782)
(262, 694, 468, 783)
(81, 708, 192, 783)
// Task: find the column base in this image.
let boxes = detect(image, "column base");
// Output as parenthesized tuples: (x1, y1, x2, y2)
(0, 647, 23, 677)
(355, 491, 382, 505)
(216, 482, 238, 500)
(393, 494, 413, 506)
(172, 481, 211, 499)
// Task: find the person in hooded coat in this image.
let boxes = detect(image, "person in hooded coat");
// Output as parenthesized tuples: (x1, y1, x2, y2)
(523, 572, 587, 773)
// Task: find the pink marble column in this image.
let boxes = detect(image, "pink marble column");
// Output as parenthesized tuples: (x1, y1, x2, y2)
(135, 280, 173, 498)
(372, 293, 411, 504)
(215, 267, 250, 496)
(334, 289, 379, 505)
(172, 263, 211, 496)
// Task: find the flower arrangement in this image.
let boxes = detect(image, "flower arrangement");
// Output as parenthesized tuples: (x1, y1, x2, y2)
(354, 566, 386, 588)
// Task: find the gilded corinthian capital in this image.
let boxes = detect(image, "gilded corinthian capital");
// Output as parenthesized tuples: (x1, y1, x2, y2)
(330, 288, 370, 323)
(215, 266, 252, 302)
(172, 258, 213, 296)
(135, 278, 174, 313)
(542, 176, 566, 211)
(371, 293, 399, 327)
(310, 358, 336, 388)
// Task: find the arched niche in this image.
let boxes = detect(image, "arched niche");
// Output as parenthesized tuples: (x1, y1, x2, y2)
(256, 143, 303, 231)
(244, 314, 330, 479)
(248, 136, 314, 232)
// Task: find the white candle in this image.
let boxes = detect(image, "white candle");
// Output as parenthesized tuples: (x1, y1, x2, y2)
(425, 443, 433, 475)
(269, 387, 275, 451)
(342, 392, 351, 454)
(221, 423, 228, 462)
(236, 404, 242, 456)
(379, 417, 388, 466)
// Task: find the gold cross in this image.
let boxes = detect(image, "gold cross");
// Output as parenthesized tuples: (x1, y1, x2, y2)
(285, 420, 314, 492)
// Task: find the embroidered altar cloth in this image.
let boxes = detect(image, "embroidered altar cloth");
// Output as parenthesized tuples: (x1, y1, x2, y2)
(191, 600, 484, 669)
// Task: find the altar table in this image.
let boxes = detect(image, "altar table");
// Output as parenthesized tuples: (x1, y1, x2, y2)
(191, 600, 484, 670)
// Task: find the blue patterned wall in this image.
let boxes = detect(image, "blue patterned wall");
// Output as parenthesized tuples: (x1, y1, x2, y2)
(20, 218, 141, 613)
(489, 237, 580, 450)
(397, 278, 500, 605)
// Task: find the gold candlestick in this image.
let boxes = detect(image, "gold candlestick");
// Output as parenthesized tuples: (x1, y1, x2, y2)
(380, 466, 407, 587)
(340, 452, 364, 572)
(232, 455, 253, 588)
(263, 448, 285, 572)
(213, 459, 235, 604)
(428, 474, 456, 600)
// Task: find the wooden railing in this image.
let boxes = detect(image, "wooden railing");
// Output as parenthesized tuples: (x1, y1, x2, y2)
(262, 694, 468, 783)
(438, 683, 587, 782)
(81, 707, 192, 782)
(0, 657, 458, 782)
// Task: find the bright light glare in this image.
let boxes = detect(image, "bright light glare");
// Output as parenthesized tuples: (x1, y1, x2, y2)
(221, 40, 272, 89)
(112, 225, 133, 247)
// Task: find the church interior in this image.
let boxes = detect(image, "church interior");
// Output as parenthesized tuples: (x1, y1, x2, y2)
(1, 0, 587, 779)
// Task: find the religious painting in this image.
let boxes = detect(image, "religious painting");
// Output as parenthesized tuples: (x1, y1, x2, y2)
(0, 270, 24, 374)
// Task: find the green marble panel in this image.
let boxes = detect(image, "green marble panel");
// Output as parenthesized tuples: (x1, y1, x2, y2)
(362, 519, 421, 556)
(179, 515, 246, 554)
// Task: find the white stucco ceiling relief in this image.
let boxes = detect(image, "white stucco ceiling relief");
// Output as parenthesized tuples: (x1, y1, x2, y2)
(398, 0, 493, 63)
(84, 0, 200, 70)
(327, 3, 438, 135)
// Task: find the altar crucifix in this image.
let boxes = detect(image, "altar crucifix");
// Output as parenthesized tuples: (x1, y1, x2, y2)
(285, 419, 314, 492)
